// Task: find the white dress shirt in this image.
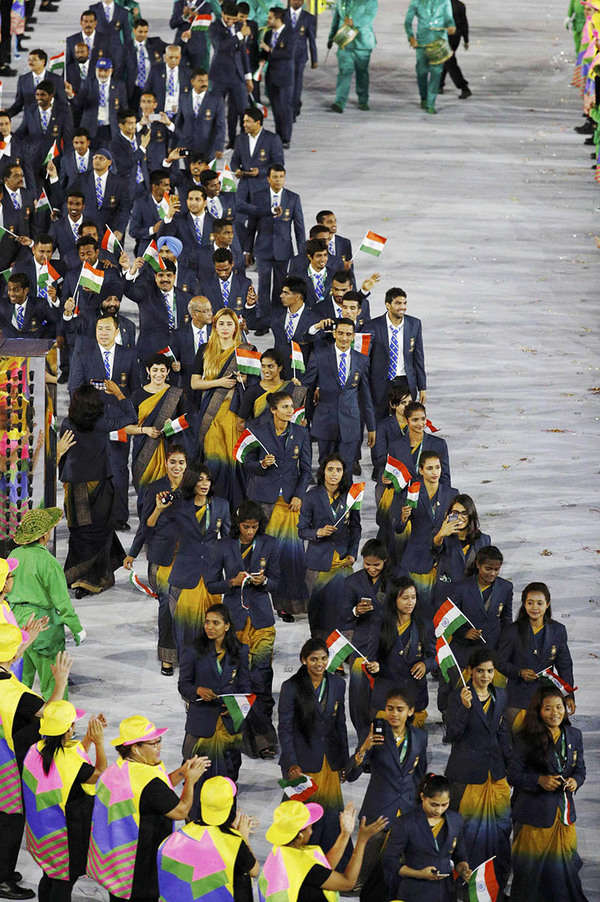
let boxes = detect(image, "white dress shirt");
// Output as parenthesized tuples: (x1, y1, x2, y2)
(97, 77, 111, 125)
(386, 313, 405, 376)
(285, 303, 304, 337)
(192, 323, 208, 352)
(248, 128, 262, 156)
(98, 342, 116, 377)
(192, 89, 206, 116)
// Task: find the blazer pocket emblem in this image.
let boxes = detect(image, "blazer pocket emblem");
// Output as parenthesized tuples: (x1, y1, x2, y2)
(52, 125, 59, 136)
(283, 208, 290, 220)
(205, 109, 212, 119)
(497, 603, 504, 616)
(409, 755, 419, 773)
(352, 371, 359, 386)
(259, 149, 267, 159)
(550, 645, 557, 659)
(409, 337, 415, 350)
(333, 701, 339, 713)
(231, 668, 237, 678)
(451, 837, 457, 852)
(300, 25, 305, 33)
(573, 749, 577, 762)
(234, 296, 243, 308)
(292, 445, 299, 458)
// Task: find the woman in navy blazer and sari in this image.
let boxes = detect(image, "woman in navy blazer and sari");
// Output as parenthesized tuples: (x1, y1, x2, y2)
(444, 649, 512, 895)
(207, 500, 280, 758)
(508, 686, 587, 902)
(178, 603, 251, 814)
(497, 581, 575, 729)
(278, 638, 351, 863)
(431, 493, 490, 605)
(298, 454, 361, 640)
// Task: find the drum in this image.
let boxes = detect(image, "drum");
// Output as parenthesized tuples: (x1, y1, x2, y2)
(423, 38, 453, 65)
(333, 23, 358, 48)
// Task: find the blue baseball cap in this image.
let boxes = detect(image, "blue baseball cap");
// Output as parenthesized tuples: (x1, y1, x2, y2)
(94, 147, 112, 161)
(96, 57, 113, 69)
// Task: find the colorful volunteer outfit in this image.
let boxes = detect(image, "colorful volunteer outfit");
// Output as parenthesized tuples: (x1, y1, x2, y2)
(22, 702, 96, 902)
(157, 776, 256, 902)
(405, 0, 456, 114)
(328, 0, 378, 112)
(0, 623, 43, 900)
(87, 717, 179, 902)
(0, 557, 24, 680)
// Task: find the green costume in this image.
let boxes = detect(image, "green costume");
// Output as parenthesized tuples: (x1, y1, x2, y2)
(568, 0, 587, 53)
(328, 0, 378, 111)
(7, 544, 83, 700)
(247, 0, 272, 28)
(404, 0, 455, 113)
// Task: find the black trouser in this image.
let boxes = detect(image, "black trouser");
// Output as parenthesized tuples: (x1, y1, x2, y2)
(0, 0, 12, 65)
(0, 811, 25, 882)
(440, 35, 468, 91)
(38, 875, 77, 902)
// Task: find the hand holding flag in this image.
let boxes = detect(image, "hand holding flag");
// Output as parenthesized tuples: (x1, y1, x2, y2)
(383, 455, 412, 492)
(436, 636, 467, 688)
(333, 482, 365, 526)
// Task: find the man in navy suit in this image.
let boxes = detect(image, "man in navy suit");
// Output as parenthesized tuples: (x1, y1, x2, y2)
(208, 0, 254, 147)
(2, 163, 35, 238)
(171, 186, 216, 268)
(110, 109, 151, 200)
(171, 294, 213, 401)
(170, 0, 214, 71)
(260, 7, 294, 148)
(81, 146, 129, 241)
(311, 269, 376, 325)
(195, 217, 245, 279)
(201, 247, 255, 327)
(73, 57, 128, 146)
(149, 45, 191, 118)
(287, 238, 336, 309)
(285, 0, 318, 120)
(231, 106, 284, 197)
(316, 209, 353, 269)
(125, 18, 166, 108)
(65, 44, 92, 112)
(58, 129, 93, 191)
(89, 0, 132, 52)
(14, 81, 74, 189)
(7, 48, 67, 117)
(66, 9, 121, 74)
(124, 255, 190, 368)
(0, 272, 59, 339)
(129, 169, 178, 256)
(176, 68, 226, 159)
(49, 191, 86, 271)
(97, 293, 137, 346)
(368, 286, 427, 420)
(0, 113, 35, 192)
(269, 275, 315, 378)
(136, 94, 178, 173)
(199, 168, 238, 222)
(238, 163, 304, 332)
(9, 234, 64, 310)
(61, 235, 125, 336)
(302, 318, 376, 472)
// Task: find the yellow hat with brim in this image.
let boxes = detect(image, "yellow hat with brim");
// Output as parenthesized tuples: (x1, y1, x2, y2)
(0, 623, 27, 661)
(13, 508, 63, 545)
(200, 776, 237, 826)
(40, 701, 86, 736)
(111, 715, 168, 746)
(265, 800, 324, 846)
(0, 557, 18, 592)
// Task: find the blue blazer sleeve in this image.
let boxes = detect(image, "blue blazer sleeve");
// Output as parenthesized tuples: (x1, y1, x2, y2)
(277, 678, 299, 773)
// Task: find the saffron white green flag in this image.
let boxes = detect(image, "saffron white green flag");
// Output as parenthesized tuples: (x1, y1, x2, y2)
(383, 455, 412, 492)
(79, 262, 104, 293)
(291, 341, 305, 373)
(326, 629, 359, 671)
(234, 428, 262, 462)
(235, 347, 261, 376)
(162, 415, 189, 437)
(220, 694, 256, 731)
(468, 857, 499, 902)
(433, 598, 468, 640)
(278, 774, 318, 801)
(406, 481, 420, 508)
(359, 230, 387, 257)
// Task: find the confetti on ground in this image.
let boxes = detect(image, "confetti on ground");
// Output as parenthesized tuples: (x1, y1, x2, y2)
(540, 549, 553, 556)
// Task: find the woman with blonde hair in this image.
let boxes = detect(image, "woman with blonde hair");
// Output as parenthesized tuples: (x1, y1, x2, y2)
(191, 309, 252, 505)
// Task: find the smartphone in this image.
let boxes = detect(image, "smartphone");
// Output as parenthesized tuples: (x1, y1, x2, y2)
(373, 718, 385, 736)
(447, 512, 460, 522)
(179, 147, 190, 156)
(360, 596, 373, 609)
(436, 873, 450, 878)
(148, 113, 162, 122)
(90, 379, 105, 391)
(250, 571, 263, 578)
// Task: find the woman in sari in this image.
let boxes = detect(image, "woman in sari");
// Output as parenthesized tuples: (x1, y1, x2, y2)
(190, 310, 250, 506)
(231, 348, 306, 425)
(169, 465, 230, 658)
(130, 354, 186, 498)
(58, 383, 135, 596)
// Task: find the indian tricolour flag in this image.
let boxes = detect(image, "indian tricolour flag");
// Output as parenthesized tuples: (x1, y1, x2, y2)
(290, 406, 306, 425)
(129, 571, 157, 598)
(101, 226, 122, 254)
(406, 481, 420, 508)
(163, 415, 189, 437)
(359, 230, 387, 257)
(434, 598, 468, 640)
(35, 189, 50, 212)
(558, 790, 575, 826)
(79, 262, 104, 293)
(157, 193, 170, 220)
(220, 694, 256, 731)
(157, 345, 176, 363)
(353, 333, 371, 355)
(235, 347, 261, 376)
(48, 51, 65, 75)
(468, 858, 499, 902)
(383, 455, 412, 493)
(43, 140, 59, 166)
(436, 636, 462, 685)
(425, 419, 439, 434)
(291, 341, 305, 373)
(278, 774, 318, 802)
(143, 239, 166, 272)
(345, 482, 365, 511)
(536, 668, 577, 696)
(326, 629, 358, 671)
(191, 12, 212, 30)
(220, 164, 237, 193)
(234, 428, 262, 463)
(109, 429, 128, 443)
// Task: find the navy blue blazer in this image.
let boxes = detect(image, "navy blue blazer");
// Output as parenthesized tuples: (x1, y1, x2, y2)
(373, 417, 451, 486)
(169, 496, 230, 589)
(170, 0, 213, 67)
(311, 292, 369, 328)
(434, 533, 491, 588)
(270, 304, 316, 379)
(62, 258, 124, 332)
(239, 186, 305, 261)
(284, 7, 317, 65)
(286, 261, 336, 309)
(124, 37, 166, 98)
(497, 620, 574, 711)
(230, 129, 284, 188)
(200, 271, 252, 318)
(170, 322, 211, 400)
(140, 120, 177, 173)
(508, 724, 585, 828)
(298, 485, 361, 571)
(129, 194, 173, 256)
(9, 254, 65, 305)
(75, 78, 128, 140)
(179, 643, 252, 737)
(341, 569, 385, 651)
(302, 345, 376, 441)
(128, 476, 184, 564)
(7, 71, 67, 118)
(175, 91, 226, 159)
(109, 131, 150, 198)
(242, 420, 312, 503)
(208, 20, 249, 87)
(58, 397, 135, 484)
(80, 170, 130, 237)
(263, 26, 294, 87)
(49, 216, 86, 271)
(346, 722, 427, 822)
(124, 277, 189, 362)
(445, 683, 511, 783)
(445, 574, 513, 667)
(368, 313, 427, 413)
(89, 1, 132, 49)
(68, 338, 140, 398)
(14, 103, 74, 184)
(278, 671, 349, 774)
(383, 807, 468, 902)
(207, 534, 280, 631)
(171, 211, 217, 262)
(149, 64, 191, 112)
(0, 297, 59, 339)
(58, 151, 93, 192)
(368, 617, 435, 713)
(398, 483, 459, 574)
(66, 31, 121, 72)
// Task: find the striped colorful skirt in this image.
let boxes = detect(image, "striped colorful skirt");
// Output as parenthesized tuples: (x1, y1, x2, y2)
(307, 553, 354, 638)
(265, 498, 308, 614)
(511, 811, 587, 902)
(304, 756, 348, 865)
(170, 578, 222, 655)
(409, 566, 437, 622)
(458, 774, 511, 891)
(192, 716, 243, 781)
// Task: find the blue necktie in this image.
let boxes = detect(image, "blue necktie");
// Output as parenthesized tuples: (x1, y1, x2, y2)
(167, 68, 176, 94)
(328, 238, 335, 255)
(270, 30, 278, 48)
(77, 155, 87, 173)
(130, 139, 144, 184)
(40, 107, 49, 132)
(313, 271, 325, 301)
(16, 304, 25, 330)
(208, 198, 219, 218)
(99, 81, 107, 107)
(136, 45, 147, 88)
(163, 292, 175, 329)
(192, 216, 203, 244)
(103, 350, 111, 378)
(221, 278, 230, 304)
(10, 191, 20, 210)
(388, 327, 399, 379)
(72, 219, 80, 239)
(285, 311, 298, 340)
(95, 175, 104, 207)
(338, 351, 347, 387)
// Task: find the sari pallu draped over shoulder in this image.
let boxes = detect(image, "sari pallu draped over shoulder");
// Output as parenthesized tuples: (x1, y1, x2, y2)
(132, 386, 184, 489)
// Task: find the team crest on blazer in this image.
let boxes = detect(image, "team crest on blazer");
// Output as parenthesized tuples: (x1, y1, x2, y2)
(573, 749, 577, 761)
(30, 319, 38, 330)
(114, 97, 120, 108)
(109, 196, 116, 206)
(120, 372, 127, 385)
(182, 284, 189, 293)
(184, 313, 190, 323)
(450, 837, 457, 852)
(333, 701, 339, 713)
(205, 109, 212, 119)
(283, 208, 290, 220)
(497, 603, 504, 615)
(292, 445, 299, 459)
(52, 125, 59, 136)
(550, 645, 557, 658)
(259, 148, 267, 160)
(300, 25, 305, 33)
(352, 371, 359, 386)
(259, 557, 266, 570)
(410, 337, 415, 350)
(409, 754, 419, 773)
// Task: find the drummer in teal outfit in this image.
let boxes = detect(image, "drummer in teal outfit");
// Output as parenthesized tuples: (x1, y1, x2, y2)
(404, 0, 456, 114)
(328, 0, 378, 112)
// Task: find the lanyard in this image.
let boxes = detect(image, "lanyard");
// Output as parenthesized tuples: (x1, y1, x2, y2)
(396, 733, 408, 764)
(553, 729, 567, 772)
(315, 678, 326, 705)
(196, 503, 210, 532)
(240, 541, 255, 560)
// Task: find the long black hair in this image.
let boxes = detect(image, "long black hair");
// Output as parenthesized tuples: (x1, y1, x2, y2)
(289, 638, 328, 736)
(180, 464, 214, 501)
(68, 384, 105, 431)
(194, 603, 240, 664)
(516, 581, 553, 643)
(442, 493, 481, 544)
(378, 577, 418, 660)
(39, 733, 67, 775)
(315, 453, 351, 496)
(520, 686, 570, 773)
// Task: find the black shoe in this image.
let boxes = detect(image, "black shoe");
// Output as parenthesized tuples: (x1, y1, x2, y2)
(278, 611, 294, 623)
(74, 587, 90, 599)
(115, 521, 130, 531)
(161, 663, 174, 676)
(254, 327, 269, 336)
(27, 15, 37, 21)
(574, 120, 594, 133)
(57, 371, 69, 383)
(9, 878, 21, 886)
(0, 65, 17, 76)
(584, 136, 595, 145)
(459, 87, 472, 99)
(330, 102, 343, 114)
(40, 3, 59, 10)
(282, 141, 291, 149)
(0, 884, 35, 900)
(591, 152, 597, 158)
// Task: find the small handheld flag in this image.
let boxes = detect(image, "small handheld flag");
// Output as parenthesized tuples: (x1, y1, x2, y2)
(346, 482, 365, 510)
(290, 406, 306, 425)
(235, 347, 261, 376)
(425, 419, 439, 434)
(353, 332, 371, 355)
(35, 189, 51, 212)
(234, 428, 263, 462)
(220, 163, 237, 193)
(326, 629, 363, 671)
(359, 230, 387, 257)
(157, 346, 176, 363)
(143, 239, 166, 272)
(43, 140, 60, 166)
(434, 598, 469, 640)
(129, 571, 158, 598)
(468, 857, 499, 902)
(536, 668, 577, 695)
(101, 226, 122, 254)
(79, 262, 104, 293)
(278, 774, 318, 802)
(109, 429, 128, 443)
(291, 341, 305, 374)
(436, 636, 467, 687)
(383, 455, 412, 492)
(219, 694, 256, 731)
(157, 193, 171, 220)
(162, 415, 189, 437)
(406, 481, 420, 508)
(48, 51, 65, 76)
(191, 12, 212, 30)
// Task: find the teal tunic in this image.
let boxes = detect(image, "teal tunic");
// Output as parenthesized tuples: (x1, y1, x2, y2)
(328, 0, 378, 109)
(404, 0, 455, 45)
(329, 0, 378, 52)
